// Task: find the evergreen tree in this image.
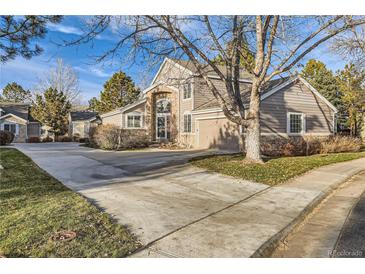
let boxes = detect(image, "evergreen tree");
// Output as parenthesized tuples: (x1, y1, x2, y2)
(1, 16, 62, 62)
(31, 87, 71, 138)
(88, 97, 100, 112)
(336, 64, 365, 136)
(301, 59, 342, 108)
(88, 71, 140, 113)
(212, 40, 255, 71)
(0, 82, 31, 102)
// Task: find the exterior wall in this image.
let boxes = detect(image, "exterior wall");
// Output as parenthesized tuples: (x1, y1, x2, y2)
(193, 77, 252, 110)
(261, 81, 335, 136)
(153, 60, 192, 87)
(27, 122, 41, 138)
(123, 103, 146, 129)
(0, 116, 27, 142)
(71, 121, 89, 138)
(101, 113, 123, 128)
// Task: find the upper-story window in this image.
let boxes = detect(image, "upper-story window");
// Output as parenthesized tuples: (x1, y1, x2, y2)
(156, 99, 171, 113)
(183, 82, 192, 99)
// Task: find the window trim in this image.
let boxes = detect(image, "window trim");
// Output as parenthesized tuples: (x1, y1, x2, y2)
(1, 122, 19, 136)
(287, 112, 305, 135)
(156, 98, 171, 114)
(183, 113, 192, 133)
(183, 82, 192, 100)
(125, 113, 143, 129)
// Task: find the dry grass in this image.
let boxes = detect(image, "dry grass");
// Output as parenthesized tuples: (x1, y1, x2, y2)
(320, 136, 362, 154)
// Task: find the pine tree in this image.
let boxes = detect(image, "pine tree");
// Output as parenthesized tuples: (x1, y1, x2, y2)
(0, 82, 31, 102)
(301, 59, 342, 108)
(336, 64, 365, 136)
(31, 87, 71, 138)
(88, 71, 140, 113)
(212, 40, 255, 71)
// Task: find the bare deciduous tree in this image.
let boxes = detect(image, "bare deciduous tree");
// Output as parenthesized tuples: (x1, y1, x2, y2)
(35, 58, 81, 104)
(70, 15, 365, 162)
(332, 26, 365, 66)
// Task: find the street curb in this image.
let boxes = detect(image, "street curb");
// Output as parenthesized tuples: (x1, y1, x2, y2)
(251, 165, 365, 258)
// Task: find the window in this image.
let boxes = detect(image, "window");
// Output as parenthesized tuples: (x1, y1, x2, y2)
(183, 83, 192, 99)
(3, 124, 17, 135)
(183, 114, 192, 133)
(156, 99, 171, 113)
(127, 115, 142, 128)
(288, 113, 304, 134)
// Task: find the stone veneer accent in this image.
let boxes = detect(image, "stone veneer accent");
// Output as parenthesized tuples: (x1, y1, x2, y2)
(145, 85, 178, 142)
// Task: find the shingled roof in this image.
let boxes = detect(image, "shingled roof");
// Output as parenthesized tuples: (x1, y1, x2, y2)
(70, 111, 98, 121)
(170, 58, 253, 80)
(193, 76, 292, 111)
(0, 103, 38, 122)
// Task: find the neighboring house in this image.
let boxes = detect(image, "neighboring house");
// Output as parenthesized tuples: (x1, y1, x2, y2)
(100, 58, 338, 151)
(0, 103, 41, 143)
(68, 111, 100, 139)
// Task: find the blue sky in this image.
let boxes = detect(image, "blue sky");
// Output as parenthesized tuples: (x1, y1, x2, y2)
(0, 16, 349, 104)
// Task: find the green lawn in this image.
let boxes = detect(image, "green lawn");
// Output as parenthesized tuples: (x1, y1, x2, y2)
(190, 151, 365, 186)
(0, 148, 141, 258)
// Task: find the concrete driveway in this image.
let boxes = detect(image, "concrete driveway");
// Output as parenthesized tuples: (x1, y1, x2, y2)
(15, 142, 268, 254)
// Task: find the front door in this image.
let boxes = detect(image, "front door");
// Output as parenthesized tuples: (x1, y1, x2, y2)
(157, 116, 166, 139)
(156, 114, 171, 140)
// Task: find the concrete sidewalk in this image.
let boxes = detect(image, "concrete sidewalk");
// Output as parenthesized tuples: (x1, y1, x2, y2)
(132, 157, 365, 257)
(272, 171, 365, 258)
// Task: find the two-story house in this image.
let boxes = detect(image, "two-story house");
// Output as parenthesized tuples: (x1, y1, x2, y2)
(100, 58, 337, 151)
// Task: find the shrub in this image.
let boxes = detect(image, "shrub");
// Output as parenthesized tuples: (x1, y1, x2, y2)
(90, 124, 150, 150)
(59, 136, 72, 142)
(27, 137, 40, 143)
(261, 136, 323, 157)
(0, 130, 15, 145)
(42, 136, 53, 143)
(72, 133, 80, 142)
(79, 138, 89, 143)
(320, 136, 361, 154)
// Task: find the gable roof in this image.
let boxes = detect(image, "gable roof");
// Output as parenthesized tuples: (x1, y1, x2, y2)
(0, 102, 38, 122)
(100, 98, 147, 118)
(70, 111, 98, 121)
(151, 57, 253, 85)
(193, 76, 338, 113)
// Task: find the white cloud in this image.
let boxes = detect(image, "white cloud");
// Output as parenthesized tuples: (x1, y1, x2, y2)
(47, 23, 83, 35)
(75, 66, 109, 78)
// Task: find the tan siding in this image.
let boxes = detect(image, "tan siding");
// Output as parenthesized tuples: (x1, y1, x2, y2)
(123, 103, 146, 128)
(153, 60, 192, 86)
(101, 113, 123, 128)
(261, 82, 335, 135)
(193, 77, 252, 110)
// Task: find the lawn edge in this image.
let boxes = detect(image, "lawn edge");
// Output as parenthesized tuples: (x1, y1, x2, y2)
(250, 160, 365, 258)
(0, 147, 141, 257)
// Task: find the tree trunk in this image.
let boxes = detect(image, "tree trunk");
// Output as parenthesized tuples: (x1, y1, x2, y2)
(245, 117, 262, 163)
(244, 84, 263, 163)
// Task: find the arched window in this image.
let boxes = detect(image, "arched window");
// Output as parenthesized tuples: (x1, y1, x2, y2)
(156, 99, 171, 114)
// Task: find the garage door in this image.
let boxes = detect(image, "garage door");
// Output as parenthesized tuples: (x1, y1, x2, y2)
(197, 117, 240, 151)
